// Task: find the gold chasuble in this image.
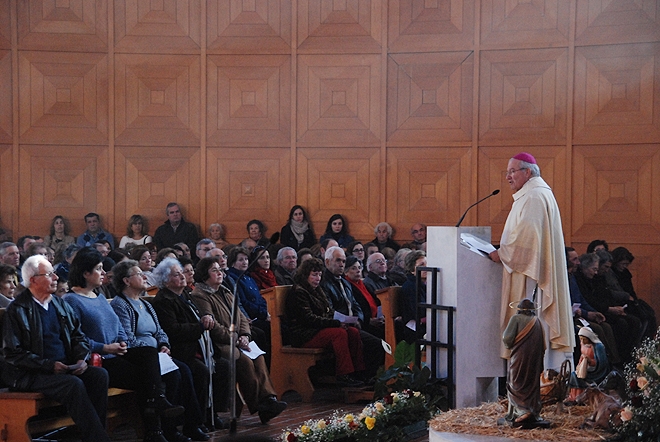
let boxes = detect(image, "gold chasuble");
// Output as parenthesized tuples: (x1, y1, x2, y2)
(498, 177, 575, 364)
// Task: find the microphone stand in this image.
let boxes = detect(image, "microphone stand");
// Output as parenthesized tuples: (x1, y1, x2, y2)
(228, 234, 278, 434)
(455, 190, 500, 227)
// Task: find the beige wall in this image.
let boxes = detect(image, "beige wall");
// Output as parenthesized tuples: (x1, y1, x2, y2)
(1, 0, 659, 310)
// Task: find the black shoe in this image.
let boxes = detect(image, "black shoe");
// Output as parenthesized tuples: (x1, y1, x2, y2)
(146, 395, 185, 418)
(205, 416, 230, 431)
(144, 430, 170, 442)
(257, 397, 287, 424)
(163, 430, 191, 442)
(336, 375, 364, 388)
(182, 426, 209, 441)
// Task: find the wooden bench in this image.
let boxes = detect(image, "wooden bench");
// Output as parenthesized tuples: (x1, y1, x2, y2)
(379, 286, 402, 367)
(261, 285, 329, 402)
(0, 309, 142, 442)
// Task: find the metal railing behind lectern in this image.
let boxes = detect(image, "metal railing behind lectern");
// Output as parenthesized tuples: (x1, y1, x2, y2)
(414, 266, 456, 409)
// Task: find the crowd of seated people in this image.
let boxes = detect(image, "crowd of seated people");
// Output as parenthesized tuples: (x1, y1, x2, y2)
(3, 200, 659, 438)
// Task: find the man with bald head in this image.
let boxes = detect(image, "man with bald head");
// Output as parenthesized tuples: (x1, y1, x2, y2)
(489, 153, 574, 369)
(410, 223, 427, 249)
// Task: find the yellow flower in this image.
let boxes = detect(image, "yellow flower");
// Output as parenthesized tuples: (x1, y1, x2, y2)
(391, 393, 400, 403)
(414, 391, 421, 397)
(638, 376, 649, 390)
(345, 414, 354, 423)
(365, 416, 376, 430)
(375, 402, 385, 412)
(316, 420, 326, 429)
(621, 406, 633, 422)
(301, 425, 311, 435)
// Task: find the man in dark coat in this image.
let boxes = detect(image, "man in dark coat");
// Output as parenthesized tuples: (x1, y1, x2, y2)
(153, 202, 199, 252)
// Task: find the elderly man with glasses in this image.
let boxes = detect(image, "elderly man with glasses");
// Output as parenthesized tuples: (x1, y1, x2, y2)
(489, 152, 574, 373)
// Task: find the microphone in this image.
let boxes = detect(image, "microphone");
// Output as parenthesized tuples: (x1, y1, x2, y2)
(455, 190, 500, 227)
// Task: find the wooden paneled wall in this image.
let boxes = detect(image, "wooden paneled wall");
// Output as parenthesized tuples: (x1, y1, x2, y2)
(1, 0, 660, 310)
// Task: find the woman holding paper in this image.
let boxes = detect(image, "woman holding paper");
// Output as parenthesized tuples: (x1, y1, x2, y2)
(63, 247, 184, 442)
(190, 257, 286, 425)
(110, 259, 208, 441)
(286, 258, 365, 387)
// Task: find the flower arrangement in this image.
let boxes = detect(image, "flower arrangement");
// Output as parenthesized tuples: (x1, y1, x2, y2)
(614, 331, 660, 441)
(281, 389, 431, 442)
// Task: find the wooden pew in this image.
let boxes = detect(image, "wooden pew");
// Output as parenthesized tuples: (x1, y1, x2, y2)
(261, 286, 329, 402)
(0, 308, 142, 442)
(378, 286, 402, 367)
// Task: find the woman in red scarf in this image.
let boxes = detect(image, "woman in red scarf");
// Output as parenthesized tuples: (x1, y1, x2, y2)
(249, 246, 277, 290)
(343, 255, 384, 339)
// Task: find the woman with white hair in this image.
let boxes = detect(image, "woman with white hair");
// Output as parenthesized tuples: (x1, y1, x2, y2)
(371, 222, 400, 252)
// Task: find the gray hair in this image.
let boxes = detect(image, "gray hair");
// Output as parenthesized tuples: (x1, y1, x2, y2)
(374, 222, 393, 237)
(196, 238, 216, 252)
(579, 253, 599, 270)
(22, 255, 51, 288)
(276, 246, 296, 262)
(518, 160, 540, 177)
(153, 257, 182, 288)
(0, 242, 16, 256)
(324, 246, 344, 261)
(393, 248, 412, 268)
(366, 252, 385, 269)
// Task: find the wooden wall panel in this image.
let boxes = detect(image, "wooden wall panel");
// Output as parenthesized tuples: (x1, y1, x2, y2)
(0, 1, 11, 50)
(573, 43, 660, 145)
(18, 51, 108, 145)
(479, 48, 568, 145)
(576, 0, 660, 46)
(207, 0, 291, 54)
(18, 145, 110, 236)
(114, 0, 201, 54)
(297, 54, 381, 146)
(297, 147, 380, 241)
(114, 54, 201, 146)
(0, 144, 14, 241)
(205, 147, 290, 244)
(386, 147, 472, 230)
(114, 146, 202, 235)
(0, 50, 11, 143)
(480, 0, 570, 49)
(572, 145, 660, 244)
(297, 0, 382, 54)
(17, 0, 108, 52)
(478, 146, 569, 242)
(206, 55, 290, 147)
(388, 0, 474, 53)
(387, 52, 473, 145)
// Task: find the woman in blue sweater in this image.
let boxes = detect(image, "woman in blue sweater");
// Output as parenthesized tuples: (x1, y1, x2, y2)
(64, 247, 183, 442)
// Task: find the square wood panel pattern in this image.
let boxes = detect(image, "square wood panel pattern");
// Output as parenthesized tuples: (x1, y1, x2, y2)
(387, 52, 473, 144)
(572, 144, 660, 244)
(480, 0, 570, 49)
(388, 0, 474, 53)
(0, 50, 11, 143)
(17, 0, 108, 52)
(115, 54, 201, 146)
(19, 144, 111, 236)
(576, 0, 660, 46)
(297, 54, 381, 146)
(114, 0, 201, 54)
(297, 0, 382, 54)
(114, 146, 201, 228)
(205, 147, 290, 242)
(386, 147, 472, 228)
(574, 43, 660, 145)
(479, 48, 568, 145)
(0, 1, 11, 50)
(207, 55, 291, 146)
(297, 147, 380, 240)
(207, 0, 291, 54)
(478, 146, 568, 243)
(18, 51, 109, 145)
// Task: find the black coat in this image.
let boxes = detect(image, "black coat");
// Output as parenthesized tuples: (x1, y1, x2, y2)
(280, 224, 316, 251)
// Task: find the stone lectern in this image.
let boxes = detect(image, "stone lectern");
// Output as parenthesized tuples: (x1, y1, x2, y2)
(426, 226, 505, 408)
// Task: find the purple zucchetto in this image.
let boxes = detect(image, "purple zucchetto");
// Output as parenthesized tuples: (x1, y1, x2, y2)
(512, 152, 537, 164)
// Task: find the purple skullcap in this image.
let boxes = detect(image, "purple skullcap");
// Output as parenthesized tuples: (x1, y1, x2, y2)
(512, 152, 537, 164)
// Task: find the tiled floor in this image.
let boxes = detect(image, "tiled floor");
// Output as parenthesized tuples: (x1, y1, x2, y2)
(110, 387, 429, 442)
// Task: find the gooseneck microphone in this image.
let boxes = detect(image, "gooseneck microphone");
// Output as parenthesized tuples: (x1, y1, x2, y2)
(455, 190, 500, 227)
